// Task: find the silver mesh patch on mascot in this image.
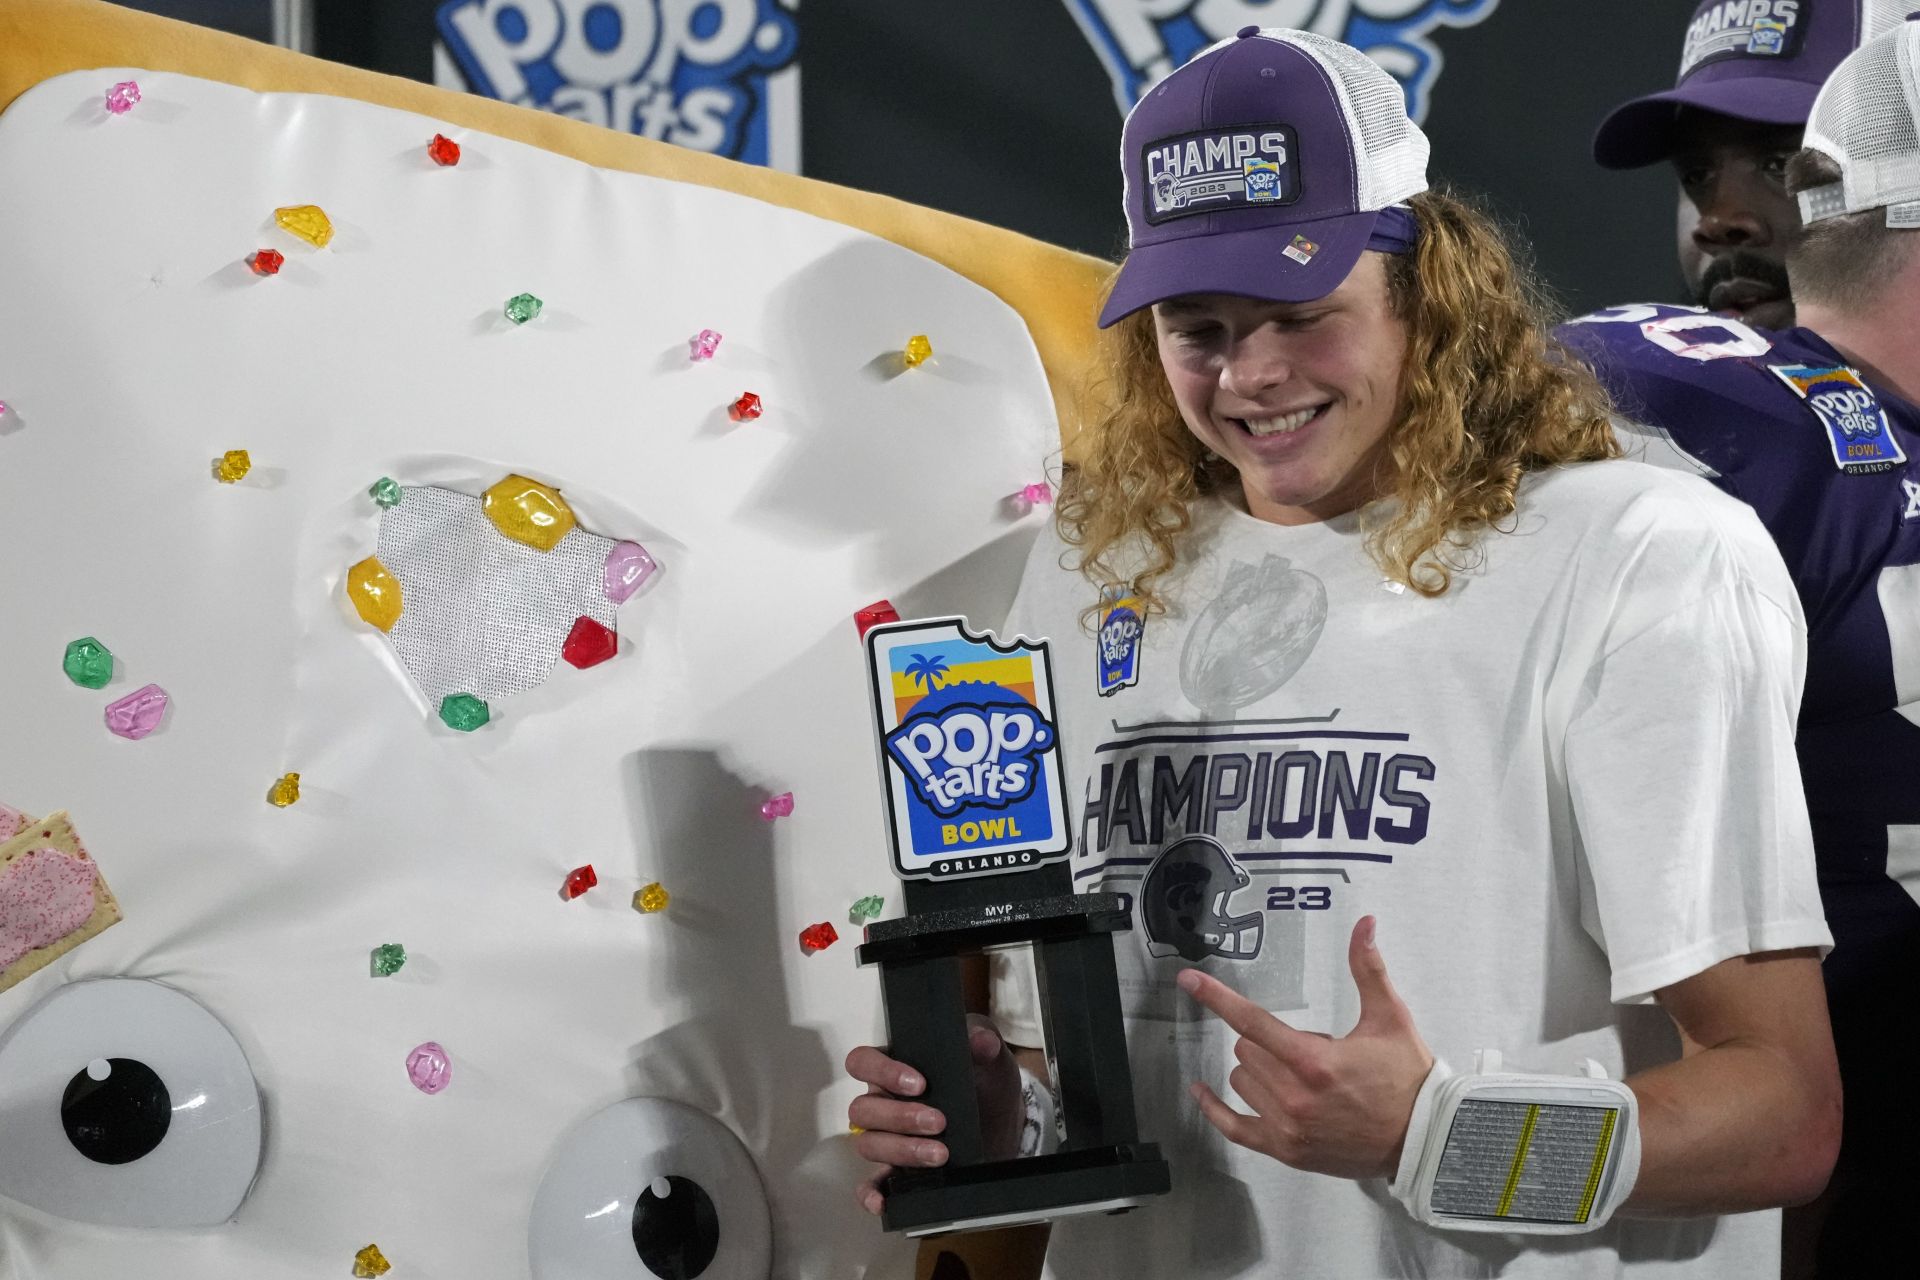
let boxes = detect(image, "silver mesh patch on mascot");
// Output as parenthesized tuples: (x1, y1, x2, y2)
(1428, 1098, 1622, 1225)
(375, 484, 617, 706)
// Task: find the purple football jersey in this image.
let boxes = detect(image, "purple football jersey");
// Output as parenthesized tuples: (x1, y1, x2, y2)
(1557, 304, 1920, 916)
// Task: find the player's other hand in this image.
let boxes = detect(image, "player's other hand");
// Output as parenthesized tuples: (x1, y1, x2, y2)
(1179, 915, 1433, 1181)
(845, 1014, 1023, 1215)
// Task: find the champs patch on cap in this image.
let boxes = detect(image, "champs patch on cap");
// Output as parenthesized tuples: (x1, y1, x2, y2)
(1771, 363, 1909, 473)
(1143, 124, 1299, 224)
(1679, 1, 1806, 78)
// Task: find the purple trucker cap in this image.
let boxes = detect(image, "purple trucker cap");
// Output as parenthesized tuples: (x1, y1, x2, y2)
(1099, 26, 1430, 328)
(1592, 1, 1893, 169)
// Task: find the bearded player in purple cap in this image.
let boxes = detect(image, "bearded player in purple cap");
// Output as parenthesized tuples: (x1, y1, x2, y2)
(1561, 14, 1920, 1277)
(1592, 1, 1906, 329)
(845, 25, 1839, 1280)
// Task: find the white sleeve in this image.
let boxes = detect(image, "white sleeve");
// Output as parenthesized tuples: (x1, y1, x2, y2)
(1564, 578, 1832, 1005)
(987, 946, 1047, 1049)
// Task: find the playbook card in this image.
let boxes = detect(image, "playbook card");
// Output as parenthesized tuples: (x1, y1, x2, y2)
(864, 617, 1072, 881)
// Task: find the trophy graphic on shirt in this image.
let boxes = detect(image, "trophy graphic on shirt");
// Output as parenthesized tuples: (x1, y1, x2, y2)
(855, 616, 1170, 1235)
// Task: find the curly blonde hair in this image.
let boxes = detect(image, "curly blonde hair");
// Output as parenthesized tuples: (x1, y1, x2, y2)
(1057, 189, 1619, 616)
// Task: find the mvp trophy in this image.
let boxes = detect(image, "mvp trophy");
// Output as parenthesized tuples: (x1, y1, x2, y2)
(856, 616, 1170, 1235)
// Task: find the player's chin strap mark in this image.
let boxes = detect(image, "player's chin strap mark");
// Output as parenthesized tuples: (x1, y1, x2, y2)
(1390, 1050, 1641, 1235)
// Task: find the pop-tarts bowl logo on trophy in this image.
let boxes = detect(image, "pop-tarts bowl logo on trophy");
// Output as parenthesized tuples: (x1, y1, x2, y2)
(866, 618, 1073, 881)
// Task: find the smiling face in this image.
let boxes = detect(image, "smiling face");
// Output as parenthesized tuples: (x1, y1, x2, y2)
(1152, 252, 1408, 525)
(1671, 109, 1805, 330)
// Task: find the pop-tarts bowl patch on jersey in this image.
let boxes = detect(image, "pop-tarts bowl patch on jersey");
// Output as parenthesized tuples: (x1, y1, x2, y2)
(1772, 363, 1909, 474)
(1144, 124, 1298, 224)
(865, 618, 1073, 881)
(1096, 586, 1145, 697)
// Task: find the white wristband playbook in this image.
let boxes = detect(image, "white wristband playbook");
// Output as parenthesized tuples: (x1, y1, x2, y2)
(1390, 1051, 1640, 1234)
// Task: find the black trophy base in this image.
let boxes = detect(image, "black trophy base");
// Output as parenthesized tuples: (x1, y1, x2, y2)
(881, 1142, 1171, 1238)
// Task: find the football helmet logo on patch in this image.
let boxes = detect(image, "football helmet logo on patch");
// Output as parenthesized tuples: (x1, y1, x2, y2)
(1140, 834, 1264, 962)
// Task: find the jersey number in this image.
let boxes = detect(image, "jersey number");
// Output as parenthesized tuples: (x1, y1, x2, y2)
(1569, 304, 1772, 363)
(1265, 886, 1332, 911)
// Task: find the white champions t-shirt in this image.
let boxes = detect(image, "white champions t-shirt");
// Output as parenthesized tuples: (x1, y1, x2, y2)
(988, 459, 1831, 1279)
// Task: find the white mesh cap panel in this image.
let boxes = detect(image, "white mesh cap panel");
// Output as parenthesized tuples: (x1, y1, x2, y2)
(1267, 28, 1430, 209)
(1803, 19, 1920, 221)
(1864, 0, 1917, 42)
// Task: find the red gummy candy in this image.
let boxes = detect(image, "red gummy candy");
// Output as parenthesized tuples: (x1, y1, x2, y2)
(250, 249, 285, 276)
(799, 921, 838, 953)
(428, 133, 462, 166)
(562, 864, 598, 899)
(854, 600, 899, 639)
(561, 616, 617, 669)
(729, 392, 763, 422)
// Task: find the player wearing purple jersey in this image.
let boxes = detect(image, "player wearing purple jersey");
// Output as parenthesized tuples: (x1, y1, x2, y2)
(1560, 19, 1920, 1277)
(1592, 1, 1906, 330)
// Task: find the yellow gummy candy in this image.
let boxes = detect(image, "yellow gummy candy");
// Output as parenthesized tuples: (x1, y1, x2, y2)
(482, 473, 575, 552)
(268, 773, 300, 807)
(903, 334, 933, 368)
(275, 204, 334, 248)
(352, 1243, 391, 1277)
(346, 556, 403, 632)
(634, 882, 670, 914)
(215, 450, 251, 484)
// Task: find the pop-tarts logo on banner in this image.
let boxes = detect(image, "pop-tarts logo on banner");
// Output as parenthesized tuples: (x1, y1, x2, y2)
(434, 0, 800, 170)
(866, 617, 1073, 881)
(1061, 0, 1501, 124)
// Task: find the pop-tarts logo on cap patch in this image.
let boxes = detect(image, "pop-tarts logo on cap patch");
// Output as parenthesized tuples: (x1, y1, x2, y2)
(1680, 1, 1804, 78)
(866, 617, 1073, 881)
(1145, 125, 1298, 223)
(1771, 363, 1908, 474)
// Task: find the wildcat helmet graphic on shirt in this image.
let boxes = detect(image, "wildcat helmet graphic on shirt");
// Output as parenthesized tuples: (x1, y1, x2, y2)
(865, 617, 1073, 881)
(1139, 834, 1264, 962)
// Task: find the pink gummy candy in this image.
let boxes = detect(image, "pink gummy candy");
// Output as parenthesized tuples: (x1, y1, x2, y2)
(104, 684, 169, 740)
(406, 1042, 452, 1094)
(603, 541, 658, 604)
(105, 81, 140, 115)
(759, 792, 794, 821)
(689, 329, 722, 361)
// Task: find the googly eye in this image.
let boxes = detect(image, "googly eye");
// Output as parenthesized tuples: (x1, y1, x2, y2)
(529, 1098, 771, 1279)
(0, 979, 262, 1227)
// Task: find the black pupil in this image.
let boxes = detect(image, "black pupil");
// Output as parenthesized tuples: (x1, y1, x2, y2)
(61, 1058, 172, 1165)
(631, 1175, 720, 1279)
